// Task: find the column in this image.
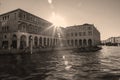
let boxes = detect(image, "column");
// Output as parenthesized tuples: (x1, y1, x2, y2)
(8, 38, 12, 50)
(26, 36, 29, 47)
(17, 38, 20, 49)
(32, 36, 34, 47)
(38, 36, 39, 47)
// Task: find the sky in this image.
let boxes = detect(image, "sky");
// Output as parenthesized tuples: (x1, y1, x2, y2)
(0, 0, 120, 40)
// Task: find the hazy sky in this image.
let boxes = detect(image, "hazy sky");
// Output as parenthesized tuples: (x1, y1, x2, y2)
(0, 0, 120, 40)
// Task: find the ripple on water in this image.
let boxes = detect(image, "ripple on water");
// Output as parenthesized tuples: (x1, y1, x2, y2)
(0, 46, 120, 80)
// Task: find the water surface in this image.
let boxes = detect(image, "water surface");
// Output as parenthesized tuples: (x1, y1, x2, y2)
(0, 46, 120, 80)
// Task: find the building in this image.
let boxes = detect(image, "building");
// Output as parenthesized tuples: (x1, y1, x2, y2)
(0, 9, 101, 50)
(102, 37, 120, 46)
(0, 9, 59, 49)
(116, 37, 120, 46)
(64, 24, 101, 48)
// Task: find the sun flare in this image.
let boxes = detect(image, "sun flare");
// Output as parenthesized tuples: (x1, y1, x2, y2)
(49, 12, 66, 27)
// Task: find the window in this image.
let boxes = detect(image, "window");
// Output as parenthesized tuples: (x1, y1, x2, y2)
(14, 13, 16, 19)
(71, 33, 73, 36)
(27, 14, 30, 20)
(79, 32, 82, 36)
(23, 14, 25, 19)
(88, 27, 92, 30)
(67, 33, 69, 36)
(23, 25, 25, 31)
(18, 12, 23, 19)
(75, 33, 77, 36)
(4, 35, 7, 38)
(67, 40, 70, 45)
(30, 16, 32, 21)
(5, 27, 6, 32)
(2, 27, 4, 31)
(36, 29, 37, 33)
(83, 32, 86, 36)
(7, 15, 9, 19)
(88, 31, 92, 36)
(6, 26, 9, 31)
(5, 16, 6, 20)
(3, 17, 4, 20)
(2, 15, 9, 21)
(2, 26, 9, 32)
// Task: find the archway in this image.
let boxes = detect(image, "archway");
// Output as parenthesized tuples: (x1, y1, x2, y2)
(47, 38, 49, 47)
(39, 37, 42, 47)
(29, 35, 33, 47)
(79, 39, 82, 47)
(67, 40, 70, 46)
(20, 35, 26, 49)
(2, 35, 8, 49)
(75, 39, 78, 47)
(71, 40, 73, 46)
(88, 39, 92, 46)
(83, 39, 87, 47)
(12, 34, 17, 48)
(55, 39, 57, 46)
(44, 37, 46, 47)
(34, 36, 38, 47)
(53, 38, 55, 46)
(50, 38, 52, 47)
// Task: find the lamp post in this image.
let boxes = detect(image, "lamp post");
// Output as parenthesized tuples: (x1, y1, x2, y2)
(30, 36, 33, 54)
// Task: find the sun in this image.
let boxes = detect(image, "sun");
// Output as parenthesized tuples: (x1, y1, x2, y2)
(49, 12, 66, 27)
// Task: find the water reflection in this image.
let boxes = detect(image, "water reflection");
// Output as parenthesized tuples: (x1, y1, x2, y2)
(0, 46, 120, 80)
(0, 54, 37, 79)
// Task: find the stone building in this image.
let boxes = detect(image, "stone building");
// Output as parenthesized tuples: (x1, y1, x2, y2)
(0, 9, 59, 49)
(0, 9, 101, 50)
(103, 37, 120, 46)
(64, 24, 101, 48)
(116, 37, 120, 46)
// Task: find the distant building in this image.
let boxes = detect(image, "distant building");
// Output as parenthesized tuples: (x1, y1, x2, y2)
(114, 37, 120, 46)
(102, 37, 120, 46)
(64, 24, 101, 48)
(0, 9, 59, 49)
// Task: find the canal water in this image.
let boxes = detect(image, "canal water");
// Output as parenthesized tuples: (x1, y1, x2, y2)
(0, 46, 120, 80)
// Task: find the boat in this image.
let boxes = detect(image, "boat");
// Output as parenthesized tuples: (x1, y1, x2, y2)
(73, 46, 102, 52)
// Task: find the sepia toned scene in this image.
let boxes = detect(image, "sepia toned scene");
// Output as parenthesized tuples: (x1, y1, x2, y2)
(0, 0, 120, 80)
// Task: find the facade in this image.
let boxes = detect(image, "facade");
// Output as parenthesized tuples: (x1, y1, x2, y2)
(102, 37, 120, 46)
(116, 37, 120, 46)
(64, 24, 101, 48)
(0, 9, 101, 50)
(107, 37, 116, 44)
(0, 9, 59, 49)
